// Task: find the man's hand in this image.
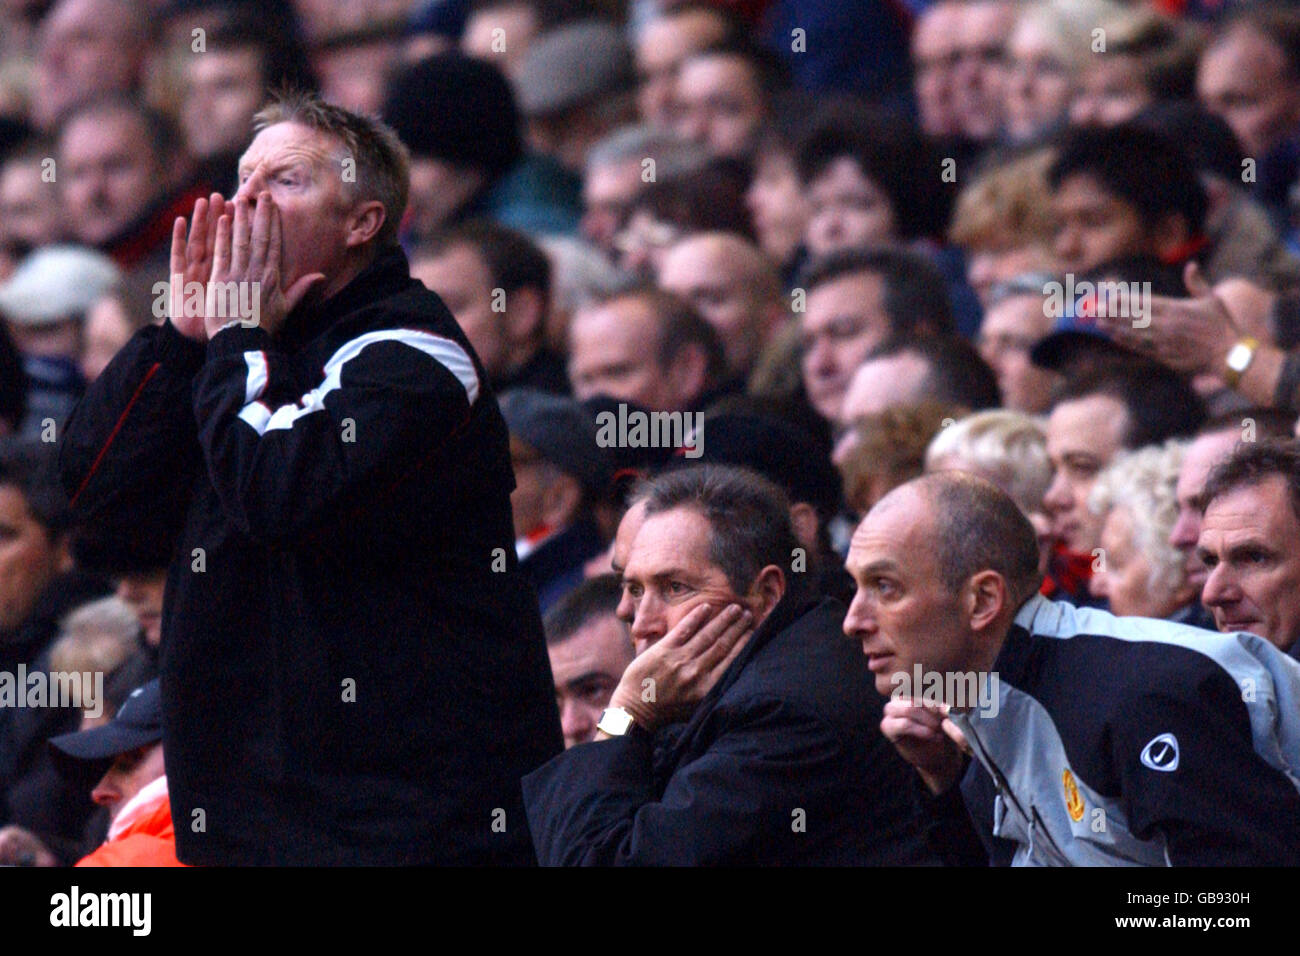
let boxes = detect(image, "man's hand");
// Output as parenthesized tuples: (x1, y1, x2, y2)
(168, 192, 227, 342)
(204, 192, 325, 340)
(880, 697, 970, 795)
(1096, 262, 1240, 375)
(604, 603, 754, 733)
(0, 825, 59, 866)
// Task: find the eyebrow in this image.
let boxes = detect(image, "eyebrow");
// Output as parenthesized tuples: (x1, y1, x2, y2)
(622, 566, 694, 584)
(563, 671, 615, 690)
(848, 559, 900, 578)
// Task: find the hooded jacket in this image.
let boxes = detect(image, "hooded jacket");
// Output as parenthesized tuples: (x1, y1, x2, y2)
(59, 245, 563, 865)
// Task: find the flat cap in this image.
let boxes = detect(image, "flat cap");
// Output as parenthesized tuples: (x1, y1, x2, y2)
(515, 20, 633, 118)
(0, 246, 120, 327)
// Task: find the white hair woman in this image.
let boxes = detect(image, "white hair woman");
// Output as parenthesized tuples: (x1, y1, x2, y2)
(925, 409, 1054, 576)
(1086, 440, 1196, 619)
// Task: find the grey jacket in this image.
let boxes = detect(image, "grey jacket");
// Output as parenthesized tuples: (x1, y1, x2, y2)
(936, 595, 1300, 866)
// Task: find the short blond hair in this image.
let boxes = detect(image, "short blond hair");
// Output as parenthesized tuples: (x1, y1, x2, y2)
(926, 410, 1052, 517)
(254, 90, 410, 248)
(949, 148, 1056, 251)
(840, 402, 959, 515)
(50, 597, 140, 675)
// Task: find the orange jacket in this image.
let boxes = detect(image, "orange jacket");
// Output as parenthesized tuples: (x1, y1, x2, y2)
(75, 777, 186, 868)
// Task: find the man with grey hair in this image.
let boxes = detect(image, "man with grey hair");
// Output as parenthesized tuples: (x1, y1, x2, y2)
(523, 464, 933, 865)
(1199, 439, 1300, 657)
(30, 0, 150, 132)
(848, 470, 1300, 864)
(581, 125, 709, 258)
(60, 90, 562, 865)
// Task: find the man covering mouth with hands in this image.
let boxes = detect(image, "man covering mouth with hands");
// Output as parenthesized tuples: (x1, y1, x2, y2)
(59, 92, 561, 865)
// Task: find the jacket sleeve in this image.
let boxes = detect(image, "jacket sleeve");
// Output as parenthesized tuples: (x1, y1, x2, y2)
(59, 320, 206, 523)
(521, 696, 856, 866)
(907, 759, 991, 866)
(191, 322, 481, 544)
(1118, 675, 1300, 865)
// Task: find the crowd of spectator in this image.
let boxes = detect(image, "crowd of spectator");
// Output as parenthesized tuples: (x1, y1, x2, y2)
(3, 0, 1300, 867)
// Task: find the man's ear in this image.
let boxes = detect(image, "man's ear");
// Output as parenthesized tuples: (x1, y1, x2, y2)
(748, 564, 786, 621)
(789, 502, 819, 551)
(965, 570, 1008, 633)
(344, 200, 387, 248)
(504, 285, 546, 349)
(665, 343, 709, 408)
(1151, 211, 1192, 258)
(53, 533, 73, 574)
(540, 471, 584, 530)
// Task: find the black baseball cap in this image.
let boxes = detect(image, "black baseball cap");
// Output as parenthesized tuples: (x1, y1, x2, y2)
(48, 679, 162, 787)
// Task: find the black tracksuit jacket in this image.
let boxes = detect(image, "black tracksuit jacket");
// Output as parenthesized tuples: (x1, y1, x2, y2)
(59, 246, 562, 865)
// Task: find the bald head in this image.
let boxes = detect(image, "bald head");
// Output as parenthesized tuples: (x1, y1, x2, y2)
(34, 0, 149, 131)
(657, 231, 783, 377)
(876, 472, 1042, 604)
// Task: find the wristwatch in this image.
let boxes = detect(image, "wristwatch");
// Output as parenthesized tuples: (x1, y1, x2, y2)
(596, 707, 636, 737)
(1224, 337, 1260, 388)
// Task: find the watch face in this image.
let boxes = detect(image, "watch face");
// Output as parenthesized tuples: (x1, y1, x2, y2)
(599, 708, 634, 735)
(1228, 344, 1253, 372)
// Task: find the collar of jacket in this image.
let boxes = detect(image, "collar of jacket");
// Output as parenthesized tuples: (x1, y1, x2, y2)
(984, 592, 1053, 689)
(276, 244, 415, 353)
(106, 178, 213, 269)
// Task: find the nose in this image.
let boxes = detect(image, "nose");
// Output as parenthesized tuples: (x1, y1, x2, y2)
(843, 588, 877, 641)
(805, 335, 836, 380)
(615, 587, 637, 625)
(1088, 569, 1109, 599)
(116, 578, 141, 605)
(1169, 509, 1199, 550)
(629, 594, 667, 649)
(91, 769, 122, 810)
(677, 109, 709, 145)
(1200, 563, 1236, 609)
(969, 251, 1000, 290)
(559, 698, 594, 747)
(581, 209, 610, 247)
(1054, 224, 1081, 265)
(1042, 470, 1072, 514)
(233, 167, 267, 203)
(831, 430, 858, 469)
(977, 337, 1000, 369)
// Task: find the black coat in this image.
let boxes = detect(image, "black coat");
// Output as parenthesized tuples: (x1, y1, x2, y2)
(522, 595, 937, 865)
(59, 246, 562, 864)
(0, 570, 112, 863)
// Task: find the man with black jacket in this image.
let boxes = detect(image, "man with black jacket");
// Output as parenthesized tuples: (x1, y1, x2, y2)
(523, 464, 934, 865)
(58, 92, 562, 865)
(0, 438, 111, 865)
